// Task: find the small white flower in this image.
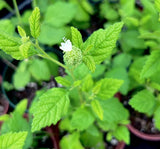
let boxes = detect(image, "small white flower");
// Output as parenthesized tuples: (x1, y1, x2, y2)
(59, 37, 72, 52)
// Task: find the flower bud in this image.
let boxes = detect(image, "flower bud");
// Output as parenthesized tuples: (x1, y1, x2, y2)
(63, 46, 82, 67)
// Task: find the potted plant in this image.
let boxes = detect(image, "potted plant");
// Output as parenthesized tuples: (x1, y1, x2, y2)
(0, 3, 130, 148)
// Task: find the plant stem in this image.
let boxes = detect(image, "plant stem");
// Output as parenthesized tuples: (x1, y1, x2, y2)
(2, 59, 17, 70)
(12, 0, 22, 24)
(32, 41, 67, 69)
(5, 2, 14, 13)
(69, 68, 83, 103)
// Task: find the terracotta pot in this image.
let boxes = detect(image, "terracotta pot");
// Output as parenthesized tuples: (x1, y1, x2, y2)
(127, 124, 160, 141)
(115, 141, 125, 149)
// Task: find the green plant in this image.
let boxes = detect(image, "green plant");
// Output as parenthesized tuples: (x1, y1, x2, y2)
(0, 4, 130, 149)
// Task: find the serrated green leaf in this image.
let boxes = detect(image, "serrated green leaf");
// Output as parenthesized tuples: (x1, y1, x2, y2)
(71, 27, 83, 49)
(141, 50, 160, 78)
(0, 31, 36, 60)
(83, 22, 123, 64)
(91, 100, 103, 120)
(55, 76, 71, 87)
(29, 7, 40, 38)
(0, 132, 28, 149)
(97, 78, 123, 100)
(60, 132, 84, 149)
(17, 26, 26, 37)
(0, 31, 22, 60)
(155, 0, 160, 12)
(81, 74, 94, 92)
(1, 101, 32, 149)
(83, 55, 96, 72)
(32, 88, 70, 132)
(71, 107, 94, 131)
(129, 90, 157, 116)
(19, 42, 31, 59)
(154, 106, 160, 130)
(113, 126, 130, 144)
(1, 113, 32, 149)
(99, 98, 129, 123)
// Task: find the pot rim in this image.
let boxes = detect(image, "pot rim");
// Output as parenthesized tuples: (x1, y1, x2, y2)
(127, 124, 160, 141)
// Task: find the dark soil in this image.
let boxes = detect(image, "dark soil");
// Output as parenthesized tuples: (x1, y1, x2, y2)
(6, 76, 58, 109)
(121, 94, 160, 135)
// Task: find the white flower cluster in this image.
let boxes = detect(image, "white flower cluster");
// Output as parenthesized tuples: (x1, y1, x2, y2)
(59, 37, 72, 52)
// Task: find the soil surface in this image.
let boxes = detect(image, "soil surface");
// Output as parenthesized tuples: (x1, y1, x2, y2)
(6, 76, 58, 108)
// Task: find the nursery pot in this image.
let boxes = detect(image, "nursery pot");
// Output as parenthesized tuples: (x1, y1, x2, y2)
(127, 124, 160, 141)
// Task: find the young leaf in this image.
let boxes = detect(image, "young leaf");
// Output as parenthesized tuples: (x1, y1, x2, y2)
(32, 88, 70, 132)
(91, 100, 103, 120)
(0, 132, 28, 149)
(141, 50, 160, 78)
(83, 55, 96, 72)
(97, 78, 123, 100)
(14, 99, 28, 116)
(60, 132, 84, 149)
(71, 27, 83, 48)
(19, 42, 31, 59)
(92, 81, 102, 95)
(83, 22, 123, 64)
(71, 107, 94, 131)
(113, 126, 130, 144)
(17, 26, 26, 37)
(129, 90, 157, 116)
(55, 76, 71, 87)
(29, 7, 40, 38)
